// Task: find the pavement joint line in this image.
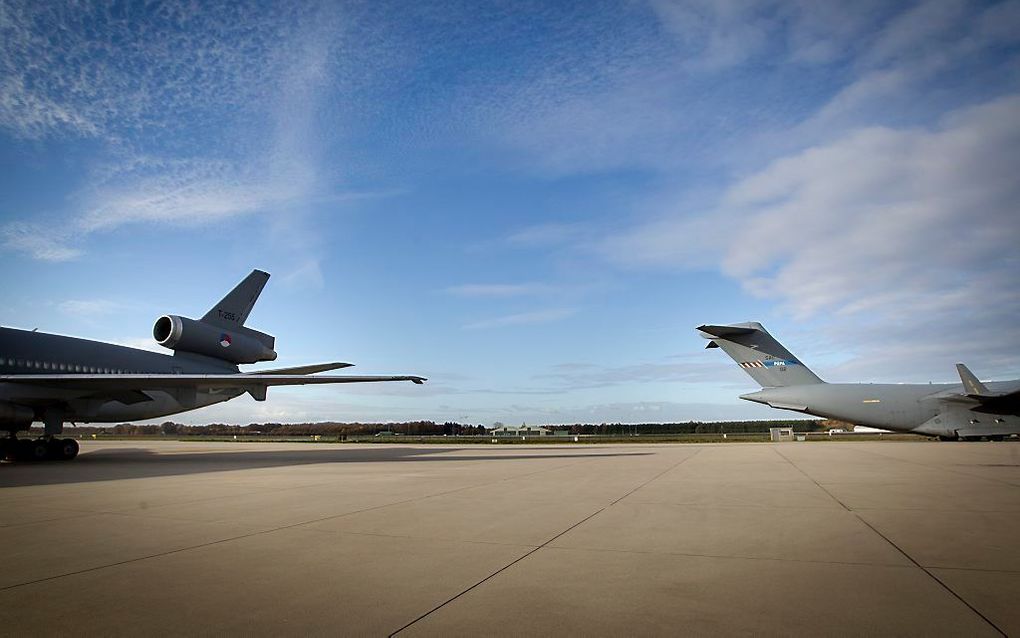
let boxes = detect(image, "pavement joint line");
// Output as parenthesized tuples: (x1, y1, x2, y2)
(293, 526, 541, 549)
(853, 516, 1006, 637)
(388, 448, 701, 636)
(537, 544, 923, 569)
(846, 445, 1020, 489)
(0, 455, 594, 593)
(924, 564, 1020, 575)
(0, 484, 350, 528)
(771, 447, 1007, 637)
(0, 510, 101, 529)
(622, 500, 846, 510)
(848, 506, 1020, 514)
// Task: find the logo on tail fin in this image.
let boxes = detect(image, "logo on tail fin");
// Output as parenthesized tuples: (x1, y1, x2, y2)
(740, 359, 800, 368)
(220, 333, 232, 348)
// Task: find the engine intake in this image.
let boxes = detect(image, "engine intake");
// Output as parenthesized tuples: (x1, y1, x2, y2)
(154, 315, 277, 364)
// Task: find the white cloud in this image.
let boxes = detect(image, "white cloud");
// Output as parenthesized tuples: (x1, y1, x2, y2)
(463, 308, 576, 330)
(108, 337, 166, 354)
(75, 157, 308, 232)
(58, 299, 122, 317)
(506, 222, 593, 247)
(279, 260, 325, 291)
(444, 283, 556, 298)
(648, 0, 779, 70)
(1, 222, 81, 262)
(0, 2, 352, 259)
(606, 94, 1020, 378)
(534, 357, 742, 390)
(0, 2, 314, 141)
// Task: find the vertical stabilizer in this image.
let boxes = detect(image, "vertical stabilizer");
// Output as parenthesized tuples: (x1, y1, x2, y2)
(201, 270, 270, 329)
(956, 363, 989, 396)
(697, 322, 823, 387)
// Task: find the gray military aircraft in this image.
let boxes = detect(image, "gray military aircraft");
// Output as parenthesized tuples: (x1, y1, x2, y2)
(0, 270, 425, 461)
(698, 322, 1019, 440)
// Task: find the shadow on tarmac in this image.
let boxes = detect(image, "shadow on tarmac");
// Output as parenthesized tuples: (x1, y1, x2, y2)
(0, 446, 653, 487)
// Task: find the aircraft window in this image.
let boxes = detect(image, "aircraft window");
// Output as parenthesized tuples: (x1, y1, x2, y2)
(16, 359, 23, 366)
(75, 365, 82, 372)
(43, 362, 51, 370)
(59, 363, 66, 371)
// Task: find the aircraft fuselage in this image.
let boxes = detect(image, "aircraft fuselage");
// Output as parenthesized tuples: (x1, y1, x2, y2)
(0, 327, 241, 426)
(741, 382, 1020, 438)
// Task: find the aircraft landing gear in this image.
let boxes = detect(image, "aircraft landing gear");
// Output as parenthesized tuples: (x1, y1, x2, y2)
(49, 437, 80, 460)
(0, 435, 79, 462)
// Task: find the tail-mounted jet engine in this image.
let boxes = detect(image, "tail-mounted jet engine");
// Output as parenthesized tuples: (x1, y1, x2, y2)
(153, 315, 277, 364)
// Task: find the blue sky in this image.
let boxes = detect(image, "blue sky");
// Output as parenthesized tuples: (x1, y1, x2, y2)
(1, 0, 1018, 425)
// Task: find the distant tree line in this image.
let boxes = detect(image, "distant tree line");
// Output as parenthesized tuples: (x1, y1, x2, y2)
(549, 420, 823, 435)
(58, 419, 824, 436)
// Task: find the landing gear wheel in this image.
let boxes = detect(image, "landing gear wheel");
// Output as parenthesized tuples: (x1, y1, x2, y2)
(937, 435, 958, 442)
(19, 439, 49, 461)
(989, 435, 1004, 442)
(54, 438, 79, 460)
(0, 438, 10, 462)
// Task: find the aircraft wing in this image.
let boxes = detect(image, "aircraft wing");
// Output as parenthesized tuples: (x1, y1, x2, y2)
(942, 364, 1020, 415)
(0, 373, 426, 390)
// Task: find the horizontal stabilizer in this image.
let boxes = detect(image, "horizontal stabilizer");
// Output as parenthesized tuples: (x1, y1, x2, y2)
(249, 362, 353, 375)
(697, 324, 757, 338)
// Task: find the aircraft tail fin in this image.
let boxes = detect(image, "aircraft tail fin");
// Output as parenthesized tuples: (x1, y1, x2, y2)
(697, 322, 824, 387)
(201, 270, 270, 329)
(956, 363, 989, 396)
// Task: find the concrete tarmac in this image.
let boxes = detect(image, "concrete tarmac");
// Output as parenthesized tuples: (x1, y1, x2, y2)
(2, 440, 1018, 636)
